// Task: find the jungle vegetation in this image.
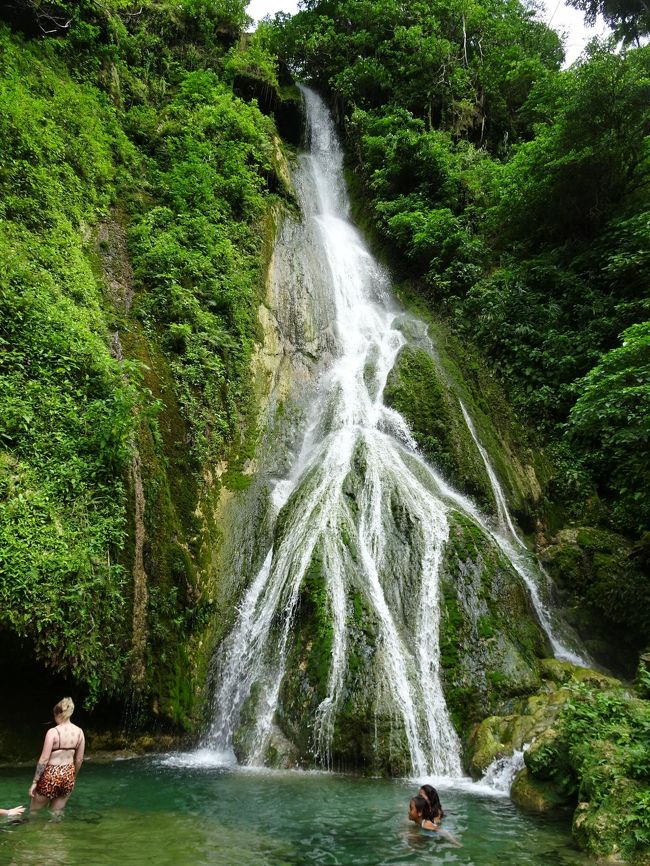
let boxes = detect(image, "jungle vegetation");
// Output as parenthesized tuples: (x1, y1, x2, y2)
(0, 1, 648, 855)
(0, 0, 647, 800)
(0, 0, 286, 708)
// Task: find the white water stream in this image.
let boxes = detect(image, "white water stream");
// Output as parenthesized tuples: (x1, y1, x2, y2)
(459, 401, 589, 667)
(206, 87, 586, 778)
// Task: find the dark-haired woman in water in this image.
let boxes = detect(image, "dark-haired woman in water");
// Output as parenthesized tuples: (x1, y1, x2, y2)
(409, 787, 462, 846)
(419, 784, 444, 826)
(408, 796, 439, 832)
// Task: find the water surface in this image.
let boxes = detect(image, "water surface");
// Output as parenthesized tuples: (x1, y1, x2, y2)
(0, 758, 590, 865)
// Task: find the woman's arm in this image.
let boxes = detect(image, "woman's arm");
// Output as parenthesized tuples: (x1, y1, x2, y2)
(74, 730, 85, 775)
(29, 729, 55, 797)
(421, 819, 439, 831)
(1, 806, 25, 817)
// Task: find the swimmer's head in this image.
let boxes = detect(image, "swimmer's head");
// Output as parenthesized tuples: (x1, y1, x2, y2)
(53, 697, 74, 722)
(408, 796, 428, 823)
(419, 784, 444, 819)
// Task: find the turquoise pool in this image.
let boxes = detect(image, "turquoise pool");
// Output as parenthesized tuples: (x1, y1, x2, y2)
(0, 754, 590, 865)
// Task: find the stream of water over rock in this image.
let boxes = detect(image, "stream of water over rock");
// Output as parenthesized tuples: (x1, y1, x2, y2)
(206, 87, 586, 778)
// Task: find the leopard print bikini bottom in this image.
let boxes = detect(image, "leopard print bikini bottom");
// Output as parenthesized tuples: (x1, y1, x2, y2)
(35, 763, 75, 799)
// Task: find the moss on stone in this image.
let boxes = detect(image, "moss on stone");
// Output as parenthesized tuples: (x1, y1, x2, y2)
(572, 776, 650, 864)
(439, 512, 547, 741)
(539, 658, 620, 690)
(467, 716, 507, 775)
(467, 663, 650, 863)
(541, 526, 649, 673)
(391, 283, 550, 533)
(511, 767, 573, 812)
(384, 347, 494, 510)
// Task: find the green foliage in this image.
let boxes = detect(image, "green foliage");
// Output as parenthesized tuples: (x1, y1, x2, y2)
(559, 684, 650, 859)
(637, 655, 650, 699)
(494, 46, 650, 247)
(128, 70, 276, 462)
(0, 0, 282, 710)
(569, 322, 650, 534)
(176, 0, 249, 42)
(225, 22, 279, 89)
(0, 31, 142, 699)
(569, 0, 650, 45)
(277, 0, 562, 145)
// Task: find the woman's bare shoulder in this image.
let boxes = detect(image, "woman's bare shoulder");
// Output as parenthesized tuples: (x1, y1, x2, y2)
(421, 819, 438, 831)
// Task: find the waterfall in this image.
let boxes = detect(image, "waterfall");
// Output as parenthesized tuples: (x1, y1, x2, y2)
(459, 401, 524, 545)
(482, 748, 528, 794)
(459, 401, 590, 666)
(206, 87, 584, 776)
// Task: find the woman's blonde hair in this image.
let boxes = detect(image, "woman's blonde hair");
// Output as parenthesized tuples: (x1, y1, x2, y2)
(53, 697, 74, 721)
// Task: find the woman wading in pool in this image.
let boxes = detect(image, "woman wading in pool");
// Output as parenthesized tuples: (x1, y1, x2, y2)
(29, 697, 85, 815)
(408, 794, 462, 847)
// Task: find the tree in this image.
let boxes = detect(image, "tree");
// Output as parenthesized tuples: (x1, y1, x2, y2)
(569, 0, 650, 45)
(494, 44, 650, 247)
(568, 321, 650, 533)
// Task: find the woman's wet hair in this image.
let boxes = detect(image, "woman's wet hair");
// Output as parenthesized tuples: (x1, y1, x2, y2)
(410, 795, 429, 817)
(53, 697, 74, 721)
(419, 784, 444, 819)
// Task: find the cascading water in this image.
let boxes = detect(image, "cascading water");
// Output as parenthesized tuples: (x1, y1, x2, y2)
(206, 87, 585, 776)
(459, 401, 590, 667)
(481, 747, 529, 794)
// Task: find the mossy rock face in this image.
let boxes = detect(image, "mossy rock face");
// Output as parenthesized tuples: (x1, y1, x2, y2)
(541, 527, 650, 673)
(465, 660, 617, 778)
(271, 487, 414, 774)
(562, 690, 650, 865)
(538, 658, 621, 690)
(572, 776, 649, 863)
(384, 347, 494, 511)
(467, 716, 507, 775)
(511, 767, 573, 812)
(468, 664, 650, 864)
(440, 512, 549, 741)
(275, 548, 334, 761)
(388, 292, 548, 531)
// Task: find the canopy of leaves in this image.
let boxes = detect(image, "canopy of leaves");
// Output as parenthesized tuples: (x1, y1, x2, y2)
(568, 0, 650, 45)
(569, 322, 650, 534)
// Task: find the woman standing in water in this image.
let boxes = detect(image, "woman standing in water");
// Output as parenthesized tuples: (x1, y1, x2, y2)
(29, 697, 85, 815)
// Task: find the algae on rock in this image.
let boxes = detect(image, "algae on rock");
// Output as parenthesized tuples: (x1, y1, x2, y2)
(467, 660, 650, 865)
(384, 347, 495, 511)
(541, 526, 650, 673)
(439, 511, 549, 739)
